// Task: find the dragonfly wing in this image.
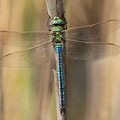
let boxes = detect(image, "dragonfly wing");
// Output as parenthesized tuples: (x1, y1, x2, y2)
(65, 19, 120, 43)
(1, 41, 54, 67)
(0, 31, 51, 47)
(64, 39, 120, 60)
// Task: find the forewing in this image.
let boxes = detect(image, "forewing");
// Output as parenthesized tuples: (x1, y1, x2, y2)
(65, 19, 120, 43)
(0, 31, 51, 48)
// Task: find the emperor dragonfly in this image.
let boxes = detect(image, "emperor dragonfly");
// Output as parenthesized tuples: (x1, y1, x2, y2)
(1, 17, 120, 115)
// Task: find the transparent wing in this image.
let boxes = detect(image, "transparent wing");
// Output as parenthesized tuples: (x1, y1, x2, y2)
(0, 31, 51, 47)
(65, 19, 120, 43)
(1, 41, 54, 67)
(64, 39, 120, 60)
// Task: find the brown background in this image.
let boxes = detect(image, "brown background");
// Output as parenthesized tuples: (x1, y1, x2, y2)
(0, 0, 120, 120)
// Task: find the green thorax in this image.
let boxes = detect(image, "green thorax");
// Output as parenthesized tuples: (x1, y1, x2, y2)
(51, 26, 63, 32)
(55, 31, 61, 40)
(50, 16, 65, 46)
(52, 30, 64, 47)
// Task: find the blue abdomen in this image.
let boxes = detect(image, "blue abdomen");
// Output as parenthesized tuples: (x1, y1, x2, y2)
(54, 45, 65, 114)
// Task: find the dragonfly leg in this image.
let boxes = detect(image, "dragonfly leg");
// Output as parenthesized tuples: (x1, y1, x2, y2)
(46, 12, 51, 25)
(46, 14, 51, 31)
(61, 13, 67, 30)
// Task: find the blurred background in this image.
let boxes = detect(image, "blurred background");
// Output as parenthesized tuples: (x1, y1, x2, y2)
(0, 0, 120, 120)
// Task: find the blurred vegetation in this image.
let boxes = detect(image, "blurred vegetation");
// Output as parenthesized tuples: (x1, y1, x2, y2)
(0, 0, 120, 120)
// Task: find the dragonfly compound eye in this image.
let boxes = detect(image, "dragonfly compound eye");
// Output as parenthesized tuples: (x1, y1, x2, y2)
(53, 16, 59, 20)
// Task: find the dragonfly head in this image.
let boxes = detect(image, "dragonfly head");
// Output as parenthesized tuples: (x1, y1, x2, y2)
(50, 16, 64, 26)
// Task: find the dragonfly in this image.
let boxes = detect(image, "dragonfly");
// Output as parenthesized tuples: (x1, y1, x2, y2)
(1, 17, 120, 115)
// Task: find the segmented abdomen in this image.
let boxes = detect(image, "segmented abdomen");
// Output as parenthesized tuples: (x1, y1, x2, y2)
(55, 45, 65, 115)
